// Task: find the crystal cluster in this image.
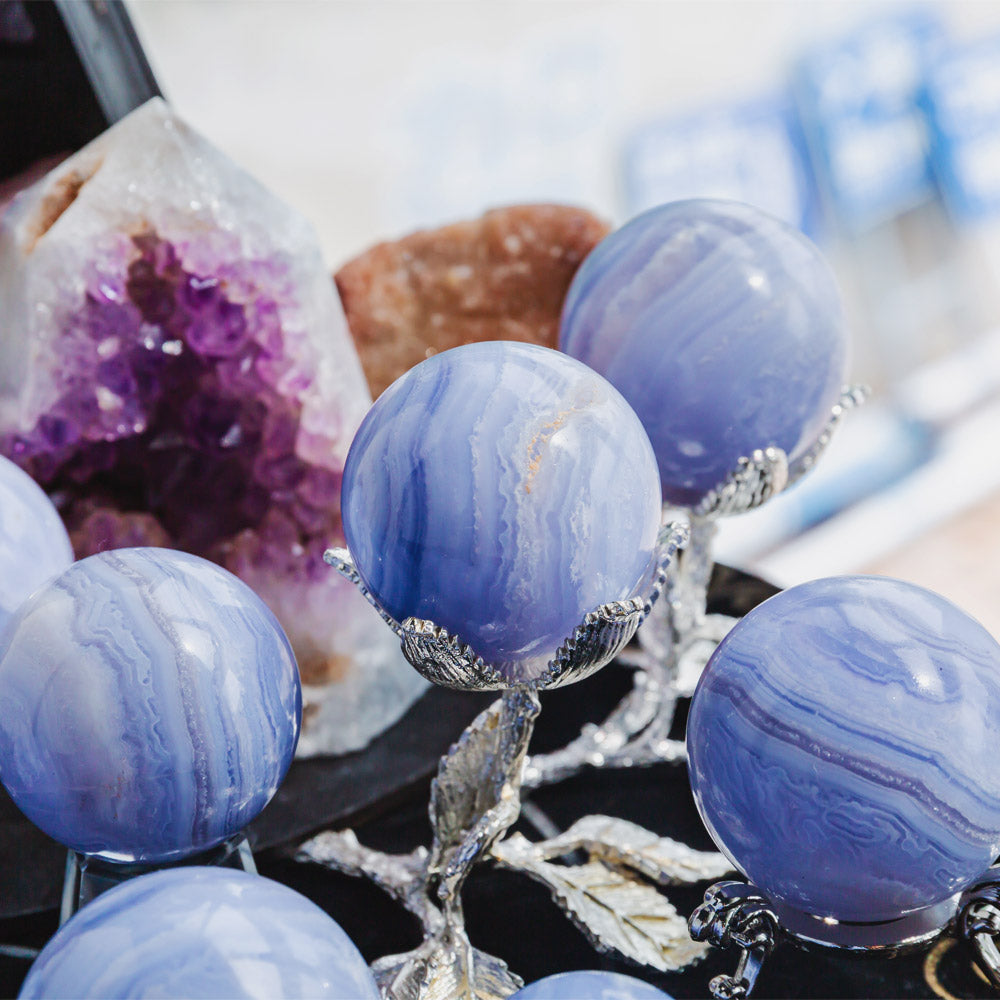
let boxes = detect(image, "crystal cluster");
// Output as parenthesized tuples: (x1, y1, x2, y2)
(560, 199, 850, 507)
(0, 548, 300, 862)
(0, 99, 425, 754)
(687, 575, 1000, 924)
(341, 341, 662, 684)
(19, 868, 379, 1000)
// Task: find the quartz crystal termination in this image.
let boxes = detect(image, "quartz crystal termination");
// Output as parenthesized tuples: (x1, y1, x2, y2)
(0, 454, 73, 631)
(0, 548, 301, 862)
(0, 98, 425, 754)
(559, 198, 850, 507)
(341, 341, 663, 684)
(19, 868, 379, 1000)
(687, 575, 1000, 925)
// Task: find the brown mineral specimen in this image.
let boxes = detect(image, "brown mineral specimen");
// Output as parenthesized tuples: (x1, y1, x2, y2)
(336, 204, 610, 398)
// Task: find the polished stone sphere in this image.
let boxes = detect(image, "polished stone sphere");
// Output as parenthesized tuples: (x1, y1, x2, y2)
(0, 455, 73, 633)
(687, 575, 1000, 923)
(513, 970, 673, 999)
(0, 548, 300, 862)
(559, 199, 849, 507)
(18, 867, 379, 999)
(341, 341, 662, 684)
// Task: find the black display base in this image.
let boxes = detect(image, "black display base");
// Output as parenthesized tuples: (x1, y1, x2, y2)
(0, 566, 992, 998)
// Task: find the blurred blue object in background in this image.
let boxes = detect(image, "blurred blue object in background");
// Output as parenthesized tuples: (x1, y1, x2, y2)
(622, 97, 820, 237)
(923, 33, 1000, 222)
(792, 10, 944, 233)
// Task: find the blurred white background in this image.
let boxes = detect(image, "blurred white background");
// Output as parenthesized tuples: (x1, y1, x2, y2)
(127, 0, 1000, 629)
(126, 1, 1000, 262)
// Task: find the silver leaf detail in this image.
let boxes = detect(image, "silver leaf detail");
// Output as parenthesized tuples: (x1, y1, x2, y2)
(400, 619, 507, 691)
(429, 689, 541, 897)
(372, 930, 522, 1000)
(694, 446, 790, 519)
(644, 521, 691, 617)
(323, 547, 405, 636)
(492, 834, 708, 972)
(539, 598, 646, 689)
(788, 383, 869, 486)
(505, 814, 733, 886)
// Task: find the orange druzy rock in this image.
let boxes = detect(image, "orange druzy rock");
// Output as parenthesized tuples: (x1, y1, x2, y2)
(336, 204, 610, 399)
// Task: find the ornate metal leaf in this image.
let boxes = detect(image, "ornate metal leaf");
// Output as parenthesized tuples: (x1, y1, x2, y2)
(788, 383, 869, 485)
(372, 931, 523, 1000)
(643, 521, 690, 616)
(492, 835, 708, 972)
(540, 598, 646, 689)
(692, 383, 868, 518)
(429, 689, 540, 893)
(694, 447, 789, 519)
(504, 815, 733, 886)
(536, 521, 688, 691)
(323, 547, 404, 636)
(400, 618, 508, 691)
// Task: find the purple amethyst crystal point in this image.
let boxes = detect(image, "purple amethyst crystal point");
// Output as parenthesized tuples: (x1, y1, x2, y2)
(0, 99, 425, 755)
(687, 575, 1000, 924)
(559, 199, 850, 507)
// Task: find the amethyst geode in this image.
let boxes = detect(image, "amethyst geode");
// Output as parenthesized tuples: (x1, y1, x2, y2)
(0, 99, 425, 755)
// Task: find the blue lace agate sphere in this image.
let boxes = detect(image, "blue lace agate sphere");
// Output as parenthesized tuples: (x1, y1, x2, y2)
(687, 575, 1000, 923)
(559, 199, 849, 507)
(19, 867, 379, 1000)
(341, 341, 662, 684)
(0, 548, 300, 862)
(513, 970, 673, 999)
(0, 455, 73, 633)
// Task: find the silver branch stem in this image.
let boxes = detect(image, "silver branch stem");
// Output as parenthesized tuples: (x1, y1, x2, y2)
(296, 527, 722, 999)
(300, 688, 538, 1000)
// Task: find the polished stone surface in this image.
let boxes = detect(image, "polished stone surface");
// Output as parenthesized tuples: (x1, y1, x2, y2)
(687, 575, 1000, 923)
(342, 341, 662, 684)
(0, 547, 301, 862)
(0, 98, 424, 756)
(559, 199, 849, 507)
(514, 970, 673, 999)
(0, 455, 72, 634)
(18, 867, 379, 999)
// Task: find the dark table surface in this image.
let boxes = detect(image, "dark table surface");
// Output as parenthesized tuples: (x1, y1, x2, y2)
(0, 567, 993, 998)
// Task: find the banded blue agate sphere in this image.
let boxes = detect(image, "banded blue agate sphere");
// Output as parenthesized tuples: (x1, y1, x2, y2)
(0, 455, 73, 634)
(559, 199, 849, 507)
(0, 547, 300, 862)
(687, 575, 1000, 924)
(19, 867, 379, 1000)
(513, 970, 674, 999)
(341, 341, 662, 685)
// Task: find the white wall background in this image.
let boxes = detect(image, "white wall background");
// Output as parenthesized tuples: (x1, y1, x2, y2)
(127, 1, 1000, 268)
